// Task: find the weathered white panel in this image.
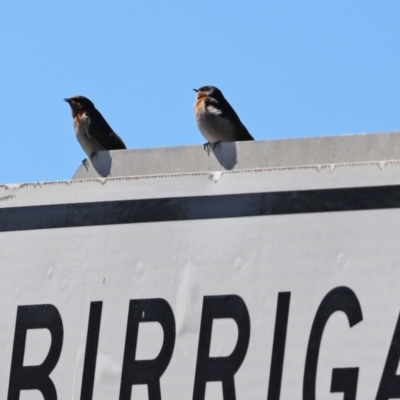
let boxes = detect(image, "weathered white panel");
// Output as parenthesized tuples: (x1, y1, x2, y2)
(1, 139, 400, 399)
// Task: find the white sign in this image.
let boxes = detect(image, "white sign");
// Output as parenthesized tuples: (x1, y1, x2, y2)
(1, 162, 400, 399)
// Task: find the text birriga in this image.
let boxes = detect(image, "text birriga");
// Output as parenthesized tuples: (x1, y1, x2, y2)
(7, 287, 398, 400)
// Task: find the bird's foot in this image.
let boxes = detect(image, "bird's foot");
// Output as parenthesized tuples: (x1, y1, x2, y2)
(203, 142, 212, 155)
(82, 158, 89, 171)
(203, 142, 220, 155)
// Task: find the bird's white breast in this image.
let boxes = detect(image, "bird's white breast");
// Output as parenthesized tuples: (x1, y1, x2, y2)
(74, 113, 105, 158)
(195, 108, 236, 143)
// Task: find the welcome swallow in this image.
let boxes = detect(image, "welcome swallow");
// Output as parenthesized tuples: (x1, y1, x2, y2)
(193, 85, 254, 152)
(64, 95, 126, 162)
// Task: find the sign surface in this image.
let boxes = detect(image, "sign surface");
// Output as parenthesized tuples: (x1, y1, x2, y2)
(1, 162, 400, 399)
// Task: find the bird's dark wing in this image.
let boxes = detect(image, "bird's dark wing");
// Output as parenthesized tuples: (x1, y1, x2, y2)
(86, 108, 127, 150)
(205, 97, 254, 141)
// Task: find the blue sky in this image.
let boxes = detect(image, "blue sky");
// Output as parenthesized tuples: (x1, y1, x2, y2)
(1, 2, 400, 184)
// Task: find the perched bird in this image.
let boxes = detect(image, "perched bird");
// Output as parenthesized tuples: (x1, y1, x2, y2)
(193, 85, 254, 152)
(64, 95, 126, 163)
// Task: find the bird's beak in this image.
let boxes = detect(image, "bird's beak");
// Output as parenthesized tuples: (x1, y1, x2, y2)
(193, 89, 198, 92)
(64, 98, 70, 103)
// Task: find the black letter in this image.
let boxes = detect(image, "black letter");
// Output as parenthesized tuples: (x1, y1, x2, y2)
(376, 310, 400, 399)
(303, 287, 362, 400)
(80, 301, 103, 400)
(331, 367, 359, 400)
(119, 298, 175, 400)
(193, 295, 251, 400)
(8, 304, 64, 400)
(267, 292, 291, 400)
